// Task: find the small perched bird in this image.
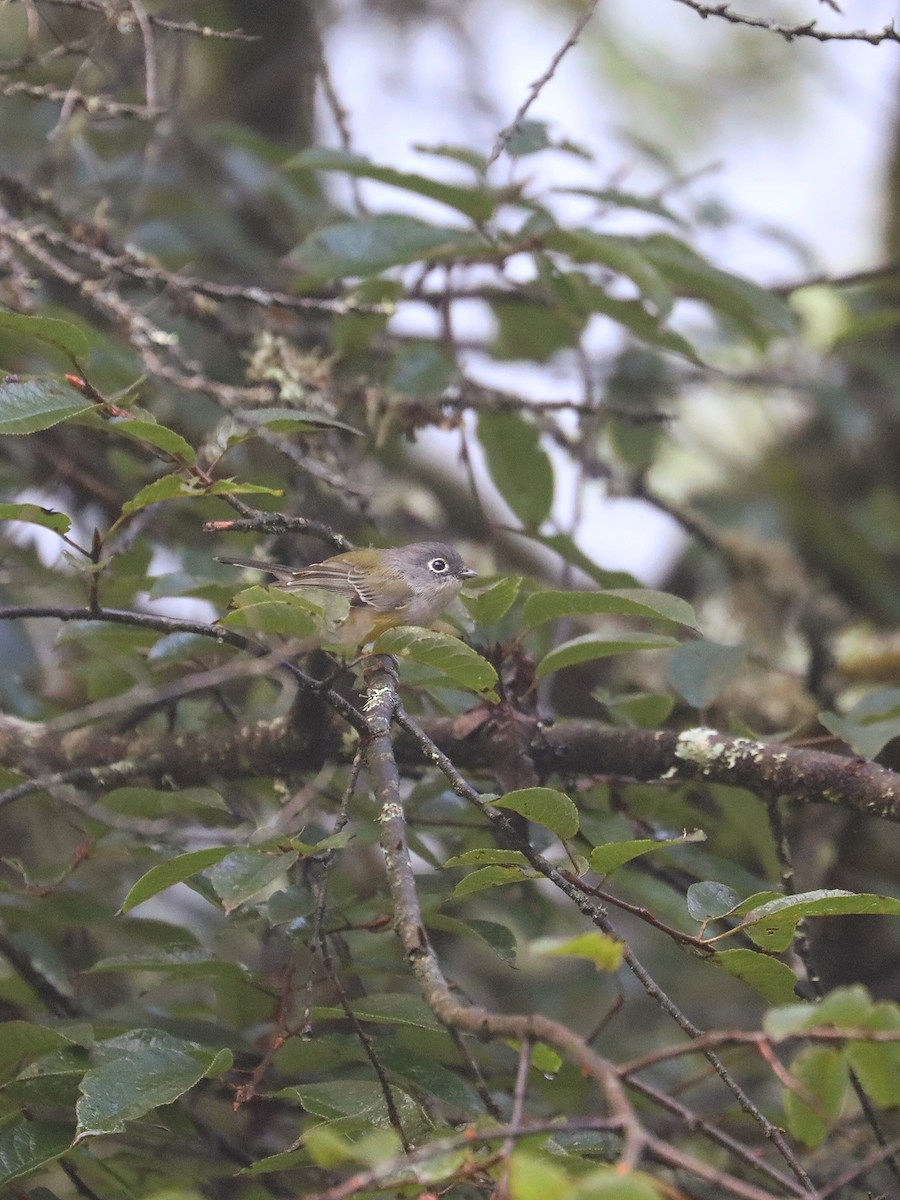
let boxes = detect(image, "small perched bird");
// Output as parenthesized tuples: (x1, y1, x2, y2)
(219, 540, 477, 649)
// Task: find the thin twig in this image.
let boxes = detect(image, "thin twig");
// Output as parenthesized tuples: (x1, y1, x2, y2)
(47, 642, 302, 733)
(392, 707, 818, 1192)
(203, 514, 354, 553)
(671, 0, 900, 45)
(0, 76, 163, 118)
(487, 0, 602, 167)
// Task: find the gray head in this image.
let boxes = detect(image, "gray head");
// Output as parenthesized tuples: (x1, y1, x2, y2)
(386, 542, 477, 585)
(380, 542, 477, 625)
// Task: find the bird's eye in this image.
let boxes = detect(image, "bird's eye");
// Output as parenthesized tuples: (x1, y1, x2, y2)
(429, 557, 449, 574)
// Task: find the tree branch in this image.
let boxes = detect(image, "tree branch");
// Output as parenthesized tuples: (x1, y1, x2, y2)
(671, 0, 900, 45)
(362, 656, 647, 1170)
(0, 605, 897, 822)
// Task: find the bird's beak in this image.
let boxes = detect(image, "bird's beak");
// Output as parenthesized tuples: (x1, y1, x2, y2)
(460, 567, 478, 579)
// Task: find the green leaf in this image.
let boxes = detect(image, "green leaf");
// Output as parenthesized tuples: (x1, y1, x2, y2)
(451, 865, 535, 898)
(220, 588, 325, 637)
(847, 1004, 900, 1107)
(477, 410, 554, 529)
(0, 376, 93, 434)
(511, 535, 638, 590)
(206, 850, 298, 914)
(575, 289, 700, 360)
(530, 1042, 563, 1075)
(555, 186, 683, 224)
(443, 848, 532, 868)
(247, 1143, 333, 1174)
(312, 994, 443, 1032)
(119, 473, 188, 515)
(508, 1150, 571, 1200)
(287, 147, 494, 222)
(390, 343, 457, 399)
(589, 830, 705, 876)
(0, 501, 71, 533)
(203, 478, 284, 497)
(667, 639, 747, 708)
(845, 686, 900, 721)
(813, 984, 875, 1027)
(531, 931, 624, 972)
(287, 1079, 427, 1130)
(492, 299, 580, 362)
(506, 119, 552, 157)
(119, 847, 235, 912)
(708, 949, 800, 1004)
(736, 890, 900, 952)
(764, 1001, 821, 1041)
(86, 950, 252, 986)
(537, 632, 678, 678)
(842, 1008, 900, 1107)
(0, 1022, 80, 1083)
(488, 786, 579, 840)
(426, 913, 518, 966)
(784, 1046, 848, 1149)
(0, 309, 90, 357)
(414, 141, 489, 171)
(372, 626, 498, 696)
(121, 474, 282, 516)
(240, 406, 363, 436)
(517, 531, 637, 587)
(818, 712, 900, 760)
(642, 233, 797, 346)
(569, 1167, 663, 1199)
(376, 1041, 483, 1113)
(524, 588, 699, 629)
(302, 1126, 360, 1168)
(818, 696, 900, 760)
(687, 880, 742, 921)
(461, 575, 523, 625)
(108, 417, 197, 464)
(288, 213, 482, 278)
(764, 985, 874, 1040)
(76, 1030, 233, 1138)
(147, 632, 222, 665)
(0, 1120, 74, 1187)
(101, 785, 230, 818)
(594, 689, 674, 728)
(544, 229, 674, 316)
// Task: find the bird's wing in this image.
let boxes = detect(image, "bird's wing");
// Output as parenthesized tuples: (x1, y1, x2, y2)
(285, 562, 412, 610)
(284, 561, 361, 599)
(347, 565, 414, 611)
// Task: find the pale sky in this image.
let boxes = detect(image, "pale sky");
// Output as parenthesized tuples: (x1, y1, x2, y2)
(325, 0, 900, 581)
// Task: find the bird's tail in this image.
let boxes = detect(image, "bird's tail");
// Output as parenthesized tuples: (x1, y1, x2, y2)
(217, 556, 296, 581)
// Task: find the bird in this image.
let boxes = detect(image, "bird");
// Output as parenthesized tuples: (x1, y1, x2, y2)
(218, 540, 477, 650)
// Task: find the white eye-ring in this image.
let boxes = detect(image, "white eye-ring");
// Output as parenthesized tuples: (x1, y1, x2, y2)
(429, 557, 449, 574)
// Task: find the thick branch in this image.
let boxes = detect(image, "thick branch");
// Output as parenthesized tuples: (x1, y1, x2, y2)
(416, 720, 900, 821)
(1, 672, 898, 821)
(361, 657, 647, 1170)
(0, 603, 895, 816)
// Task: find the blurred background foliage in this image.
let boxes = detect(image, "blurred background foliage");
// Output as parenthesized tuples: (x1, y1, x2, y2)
(0, 1, 899, 1197)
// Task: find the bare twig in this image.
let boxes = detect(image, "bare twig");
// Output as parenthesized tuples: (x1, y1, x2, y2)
(620, 1026, 900, 1076)
(671, 0, 900, 45)
(487, 0, 602, 167)
(47, 643, 304, 733)
(203, 514, 354, 553)
(0, 76, 163, 119)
